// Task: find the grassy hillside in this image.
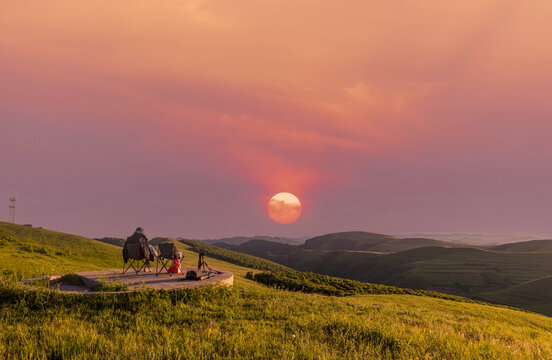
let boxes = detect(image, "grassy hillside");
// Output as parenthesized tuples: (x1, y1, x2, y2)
(248, 270, 489, 304)
(302, 231, 465, 252)
(180, 238, 292, 273)
(224, 244, 552, 315)
(2, 224, 552, 358)
(374, 247, 552, 297)
(218, 238, 298, 256)
(95, 237, 126, 247)
(0, 222, 122, 279)
(480, 276, 552, 315)
(490, 239, 552, 252)
(2, 273, 552, 358)
(148, 237, 182, 246)
(0, 222, 283, 288)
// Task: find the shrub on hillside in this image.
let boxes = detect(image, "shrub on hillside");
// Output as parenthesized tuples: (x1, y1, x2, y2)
(0, 230, 17, 245)
(19, 244, 52, 256)
(250, 271, 485, 304)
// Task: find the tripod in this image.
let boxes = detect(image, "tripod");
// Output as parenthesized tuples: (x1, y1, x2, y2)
(197, 251, 212, 272)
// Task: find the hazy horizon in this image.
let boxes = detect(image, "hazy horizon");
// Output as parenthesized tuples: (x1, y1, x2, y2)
(3, 1, 552, 238)
(52, 225, 552, 244)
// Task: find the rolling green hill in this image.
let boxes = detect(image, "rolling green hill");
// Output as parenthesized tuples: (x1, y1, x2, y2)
(489, 239, 552, 252)
(0, 221, 122, 279)
(94, 237, 126, 247)
(301, 231, 465, 252)
(180, 238, 293, 273)
(480, 276, 552, 315)
(148, 236, 183, 246)
(219, 240, 552, 315)
(1, 223, 552, 358)
(217, 238, 298, 256)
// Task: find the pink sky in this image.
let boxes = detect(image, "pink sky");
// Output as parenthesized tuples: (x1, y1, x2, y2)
(2, 1, 552, 239)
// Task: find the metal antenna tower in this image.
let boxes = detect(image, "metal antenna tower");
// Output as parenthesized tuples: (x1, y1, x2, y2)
(8, 197, 16, 224)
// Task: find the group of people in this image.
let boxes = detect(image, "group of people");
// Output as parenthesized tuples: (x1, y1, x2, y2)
(122, 227, 158, 272)
(123, 227, 184, 273)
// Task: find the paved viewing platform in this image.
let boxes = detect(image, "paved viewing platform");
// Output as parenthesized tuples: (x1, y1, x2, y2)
(22, 268, 234, 294)
(81, 268, 232, 290)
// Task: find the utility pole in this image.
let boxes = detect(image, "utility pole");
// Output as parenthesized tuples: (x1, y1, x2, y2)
(8, 197, 16, 224)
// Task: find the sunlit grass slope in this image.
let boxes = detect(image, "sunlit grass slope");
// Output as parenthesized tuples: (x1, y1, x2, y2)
(0, 222, 121, 279)
(0, 223, 263, 287)
(2, 224, 552, 358)
(1, 280, 552, 358)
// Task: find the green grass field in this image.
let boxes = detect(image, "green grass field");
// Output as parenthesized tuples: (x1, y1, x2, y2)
(234, 244, 552, 315)
(0, 222, 121, 280)
(2, 222, 552, 359)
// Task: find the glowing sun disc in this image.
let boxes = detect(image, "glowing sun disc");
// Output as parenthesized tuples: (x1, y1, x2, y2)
(267, 192, 302, 224)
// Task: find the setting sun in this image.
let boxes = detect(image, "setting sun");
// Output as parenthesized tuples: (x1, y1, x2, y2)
(267, 192, 302, 224)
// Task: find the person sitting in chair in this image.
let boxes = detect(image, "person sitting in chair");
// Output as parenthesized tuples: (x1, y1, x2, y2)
(123, 227, 153, 272)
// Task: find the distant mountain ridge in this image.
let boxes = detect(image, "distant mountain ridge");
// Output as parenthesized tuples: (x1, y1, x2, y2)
(99, 231, 552, 254)
(488, 239, 552, 252)
(396, 233, 548, 246)
(198, 235, 305, 246)
(216, 231, 468, 256)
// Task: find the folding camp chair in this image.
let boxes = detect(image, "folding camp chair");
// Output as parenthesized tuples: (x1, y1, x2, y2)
(156, 243, 180, 276)
(123, 243, 147, 274)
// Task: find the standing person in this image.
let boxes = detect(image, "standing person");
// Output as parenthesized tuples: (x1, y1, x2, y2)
(123, 227, 153, 272)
